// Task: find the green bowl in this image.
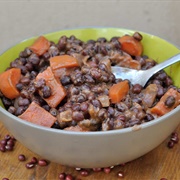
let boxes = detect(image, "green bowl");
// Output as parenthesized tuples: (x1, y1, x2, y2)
(0, 28, 180, 168)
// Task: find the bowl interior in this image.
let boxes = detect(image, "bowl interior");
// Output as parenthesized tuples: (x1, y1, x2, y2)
(0, 27, 180, 108)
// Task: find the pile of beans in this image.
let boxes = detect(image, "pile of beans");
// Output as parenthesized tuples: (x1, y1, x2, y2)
(1, 33, 179, 132)
(167, 132, 179, 148)
(0, 134, 16, 152)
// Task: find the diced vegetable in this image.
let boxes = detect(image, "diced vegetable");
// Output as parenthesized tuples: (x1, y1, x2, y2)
(118, 35, 143, 56)
(109, 80, 130, 103)
(50, 55, 79, 78)
(142, 84, 158, 108)
(110, 51, 141, 70)
(58, 109, 72, 122)
(0, 68, 21, 99)
(18, 102, 56, 127)
(98, 95, 110, 107)
(50, 55, 79, 70)
(151, 88, 180, 116)
(36, 67, 66, 108)
(29, 36, 50, 56)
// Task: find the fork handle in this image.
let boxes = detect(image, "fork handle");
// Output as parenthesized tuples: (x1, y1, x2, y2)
(147, 53, 180, 75)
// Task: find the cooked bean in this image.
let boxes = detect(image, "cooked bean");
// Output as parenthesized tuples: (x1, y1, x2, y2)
(80, 102, 89, 112)
(50, 108, 58, 117)
(97, 37, 107, 43)
(30, 71, 38, 79)
(70, 87, 80, 95)
(90, 68, 101, 79)
(8, 106, 16, 114)
(20, 77, 30, 85)
(116, 102, 128, 112)
(87, 93, 95, 100)
(132, 84, 142, 94)
(20, 89, 29, 98)
(165, 76, 173, 86)
(28, 54, 40, 65)
(98, 63, 108, 72)
(84, 74, 95, 84)
(92, 99, 102, 109)
(145, 113, 154, 121)
(98, 108, 108, 120)
(133, 32, 142, 41)
(156, 72, 167, 81)
(72, 111, 84, 121)
(16, 83, 24, 91)
(129, 119, 141, 126)
(113, 119, 124, 129)
(91, 86, 103, 93)
(15, 107, 25, 116)
(49, 46, 59, 57)
(72, 103, 81, 111)
(77, 94, 87, 103)
(25, 63, 33, 71)
(42, 85, 51, 98)
(108, 107, 115, 117)
(157, 85, 164, 98)
(61, 75, 71, 85)
(165, 96, 175, 107)
(18, 98, 30, 106)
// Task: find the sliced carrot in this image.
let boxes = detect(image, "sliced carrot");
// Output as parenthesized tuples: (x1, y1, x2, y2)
(29, 36, 50, 56)
(109, 80, 130, 103)
(36, 67, 66, 108)
(0, 68, 21, 99)
(118, 35, 143, 56)
(50, 55, 79, 70)
(151, 88, 180, 116)
(18, 102, 56, 127)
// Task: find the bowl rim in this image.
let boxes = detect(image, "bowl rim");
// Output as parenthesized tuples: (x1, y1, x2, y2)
(0, 27, 180, 136)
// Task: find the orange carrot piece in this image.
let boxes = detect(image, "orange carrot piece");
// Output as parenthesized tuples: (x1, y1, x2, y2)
(0, 68, 21, 99)
(50, 55, 79, 70)
(118, 35, 143, 56)
(36, 67, 66, 108)
(29, 36, 50, 56)
(109, 80, 130, 103)
(151, 88, 180, 116)
(18, 102, 56, 127)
